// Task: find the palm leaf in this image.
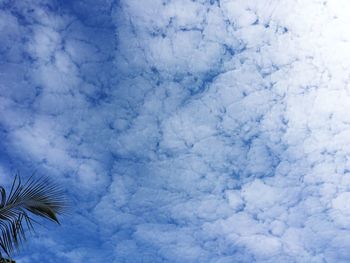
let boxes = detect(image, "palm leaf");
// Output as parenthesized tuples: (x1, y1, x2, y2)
(0, 175, 66, 258)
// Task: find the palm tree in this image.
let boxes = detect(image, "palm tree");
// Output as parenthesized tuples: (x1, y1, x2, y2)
(0, 175, 66, 262)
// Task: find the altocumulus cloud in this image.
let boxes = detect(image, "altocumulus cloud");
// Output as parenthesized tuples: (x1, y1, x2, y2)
(1, 0, 350, 262)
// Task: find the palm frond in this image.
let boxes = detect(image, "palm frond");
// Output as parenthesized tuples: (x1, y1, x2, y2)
(0, 175, 66, 257)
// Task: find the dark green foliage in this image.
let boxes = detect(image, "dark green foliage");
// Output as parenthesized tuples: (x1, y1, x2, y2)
(0, 258, 15, 263)
(0, 175, 66, 259)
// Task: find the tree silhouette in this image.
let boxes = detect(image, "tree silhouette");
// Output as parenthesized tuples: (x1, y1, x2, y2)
(0, 175, 66, 261)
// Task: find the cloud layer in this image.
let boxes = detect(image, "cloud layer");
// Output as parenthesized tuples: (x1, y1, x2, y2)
(1, 0, 350, 262)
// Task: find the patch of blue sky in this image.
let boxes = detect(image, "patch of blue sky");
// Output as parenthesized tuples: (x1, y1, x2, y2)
(2, 0, 350, 262)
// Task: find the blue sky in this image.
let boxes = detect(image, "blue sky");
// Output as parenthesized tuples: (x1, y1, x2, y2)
(2, 0, 350, 262)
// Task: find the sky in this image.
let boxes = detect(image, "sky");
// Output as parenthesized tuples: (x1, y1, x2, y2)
(1, 0, 350, 262)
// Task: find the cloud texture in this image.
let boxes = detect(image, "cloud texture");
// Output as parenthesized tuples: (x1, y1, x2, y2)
(1, 0, 350, 262)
